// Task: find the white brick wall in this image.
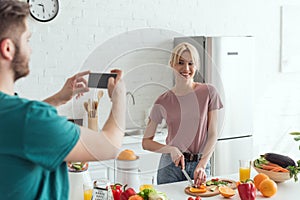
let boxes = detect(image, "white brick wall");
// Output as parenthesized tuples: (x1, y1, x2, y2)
(15, 0, 300, 158)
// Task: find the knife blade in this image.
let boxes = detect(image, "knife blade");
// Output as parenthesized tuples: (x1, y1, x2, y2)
(182, 169, 195, 187)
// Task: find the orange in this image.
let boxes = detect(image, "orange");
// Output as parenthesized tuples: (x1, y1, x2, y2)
(219, 186, 235, 198)
(254, 173, 269, 190)
(128, 195, 143, 200)
(259, 179, 277, 197)
(117, 149, 137, 160)
(189, 185, 207, 193)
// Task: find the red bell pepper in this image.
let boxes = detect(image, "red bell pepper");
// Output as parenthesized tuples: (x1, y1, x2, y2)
(110, 183, 123, 200)
(237, 180, 256, 200)
(120, 185, 136, 200)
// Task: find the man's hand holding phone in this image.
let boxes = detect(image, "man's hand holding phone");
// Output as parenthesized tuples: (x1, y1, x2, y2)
(87, 69, 124, 99)
(107, 69, 126, 131)
(107, 69, 124, 99)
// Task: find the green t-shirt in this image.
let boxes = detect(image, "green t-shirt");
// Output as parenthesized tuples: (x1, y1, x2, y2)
(0, 92, 80, 199)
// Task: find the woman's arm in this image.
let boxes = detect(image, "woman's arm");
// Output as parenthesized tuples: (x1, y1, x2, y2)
(142, 119, 185, 168)
(194, 110, 219, 185)
(142, 119, 162, 151)
(198, 110, 218, 169)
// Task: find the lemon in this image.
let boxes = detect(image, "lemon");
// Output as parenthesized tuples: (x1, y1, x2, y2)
(139, 184, 153, 191)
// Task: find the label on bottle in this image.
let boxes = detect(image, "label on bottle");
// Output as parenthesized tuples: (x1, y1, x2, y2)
(92, 179, 113, 200)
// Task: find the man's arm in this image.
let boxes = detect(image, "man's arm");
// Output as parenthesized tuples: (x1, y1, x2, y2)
(64, 69, 126, 161)
(43, 70, 90, 107)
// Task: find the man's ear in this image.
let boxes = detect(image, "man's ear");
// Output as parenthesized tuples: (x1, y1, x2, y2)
(0, 38, 15, 60)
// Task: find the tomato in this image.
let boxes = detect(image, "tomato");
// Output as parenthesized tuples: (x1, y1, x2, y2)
(195, 196, 202, 200)
(187, 197, 194, 200)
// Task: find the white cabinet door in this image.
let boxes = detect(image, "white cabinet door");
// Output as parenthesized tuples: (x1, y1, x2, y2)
(88, 130, 167, 184)
(138, 152, 161, 185)
(88, 160, 115, 182)
(212, 136, 253, 176)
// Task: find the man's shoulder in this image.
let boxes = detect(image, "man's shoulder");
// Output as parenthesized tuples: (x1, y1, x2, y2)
(17, 97, 55, 112)
(1, 94, 51, 110)
(1, 96, 58, 120)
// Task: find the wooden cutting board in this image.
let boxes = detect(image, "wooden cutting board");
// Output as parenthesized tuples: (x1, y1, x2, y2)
(184, 179, 237, 197)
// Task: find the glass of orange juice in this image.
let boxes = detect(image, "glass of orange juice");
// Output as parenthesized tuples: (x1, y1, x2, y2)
(83, 182, 93, 200)
(239, 160, 251, 182)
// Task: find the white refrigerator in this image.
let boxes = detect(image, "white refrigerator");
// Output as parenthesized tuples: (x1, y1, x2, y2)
(174, 36, 254, 176)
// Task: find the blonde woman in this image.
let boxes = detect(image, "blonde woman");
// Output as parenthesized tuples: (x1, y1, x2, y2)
(142, 42, 223, 186)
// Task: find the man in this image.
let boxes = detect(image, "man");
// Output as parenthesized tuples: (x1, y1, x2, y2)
(0, 0, 126, 199)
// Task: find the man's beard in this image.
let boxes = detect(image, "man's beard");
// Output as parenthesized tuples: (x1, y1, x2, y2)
(11, 43, 29, 81)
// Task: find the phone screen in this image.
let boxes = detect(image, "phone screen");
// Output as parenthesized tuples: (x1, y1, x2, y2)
(88, 73, 117, 88)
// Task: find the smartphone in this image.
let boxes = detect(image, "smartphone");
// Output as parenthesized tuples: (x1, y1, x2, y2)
(88, 73, 117, 88)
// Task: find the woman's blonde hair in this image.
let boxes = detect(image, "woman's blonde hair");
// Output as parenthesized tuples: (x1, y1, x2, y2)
(169, 42, 200, 70)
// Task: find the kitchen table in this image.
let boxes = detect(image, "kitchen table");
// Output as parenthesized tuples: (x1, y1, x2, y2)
(155, 173, 300, 199)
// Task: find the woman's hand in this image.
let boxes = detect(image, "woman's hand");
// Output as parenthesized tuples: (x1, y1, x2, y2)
(168, 146, 185, 169)
(194, 166, 207, 187)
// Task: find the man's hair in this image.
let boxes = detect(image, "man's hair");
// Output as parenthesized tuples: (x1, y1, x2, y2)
(0, 0, 29, 44)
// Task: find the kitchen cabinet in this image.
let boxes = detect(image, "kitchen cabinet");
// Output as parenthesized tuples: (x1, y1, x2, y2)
(87, 129, 167, 184)
(120, 129, 167, 185)
(88, 160, 115, 182)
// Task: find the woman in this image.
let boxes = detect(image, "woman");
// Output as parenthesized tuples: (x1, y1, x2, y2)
(142, 42, 223, 187)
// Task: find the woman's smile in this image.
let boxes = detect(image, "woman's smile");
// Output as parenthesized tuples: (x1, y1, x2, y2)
(179, 71, 192, 79)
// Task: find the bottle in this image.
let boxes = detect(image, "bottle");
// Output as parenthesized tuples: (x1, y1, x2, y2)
(92, 179, 113, 200)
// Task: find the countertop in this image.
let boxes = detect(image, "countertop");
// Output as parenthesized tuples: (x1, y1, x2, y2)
(122, 128, 167, 145)
(155, 173, 300, 199)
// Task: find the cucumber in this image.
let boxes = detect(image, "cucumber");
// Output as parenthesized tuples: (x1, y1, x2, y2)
(206, 180, 213, 186)
(210, 186, 217, 192)
(72, 164, 82, 170)
(289, 132, 300, 135)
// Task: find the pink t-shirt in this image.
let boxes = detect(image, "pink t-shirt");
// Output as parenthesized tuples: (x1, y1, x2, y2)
(150, 83, 223, 154)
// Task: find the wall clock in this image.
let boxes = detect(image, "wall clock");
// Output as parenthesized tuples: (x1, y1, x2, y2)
(27, 0, 59, 22)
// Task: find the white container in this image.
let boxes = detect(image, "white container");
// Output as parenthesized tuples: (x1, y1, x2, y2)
(68, 171, 92, 200)
(115, 157, 140, 191)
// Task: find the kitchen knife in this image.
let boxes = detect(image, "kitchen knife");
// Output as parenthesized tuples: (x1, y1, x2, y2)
(182, 169, 195, 187)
